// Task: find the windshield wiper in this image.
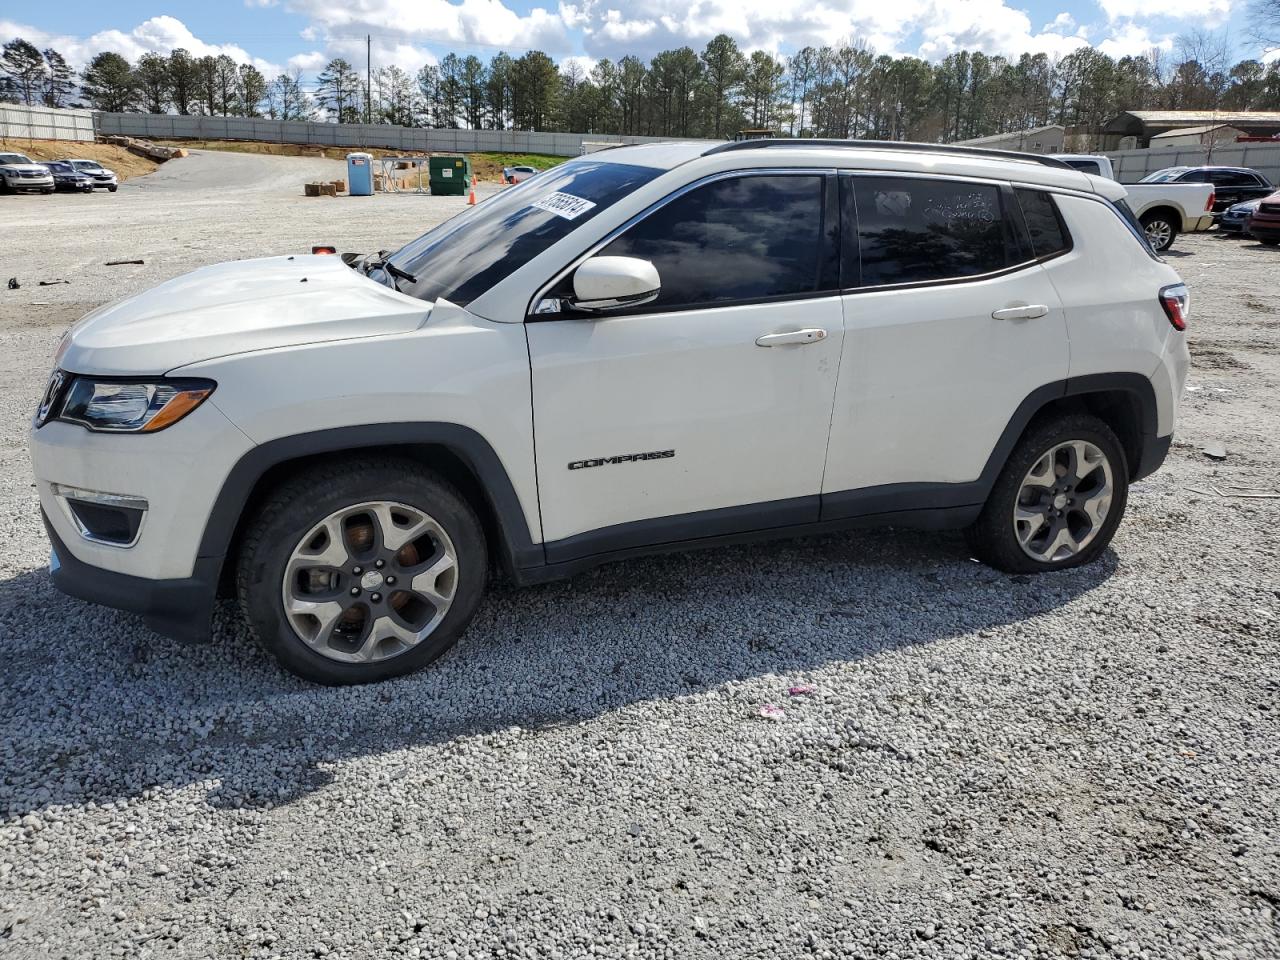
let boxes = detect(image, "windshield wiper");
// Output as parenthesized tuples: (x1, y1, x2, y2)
(383, 261, 417, 285)
(364, 254, 417, 287)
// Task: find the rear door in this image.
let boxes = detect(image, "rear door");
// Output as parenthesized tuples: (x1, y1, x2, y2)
(822, 174, 1069, 517)
(526, 171, 845, 557)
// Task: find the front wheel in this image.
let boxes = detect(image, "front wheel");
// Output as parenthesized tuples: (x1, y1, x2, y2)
(1140, 212, 1178, 252)
(236, 459, 488, 684)
(965, 415, 1129, 574)
(107, 184, 118, 193)
(1258, 237, 1280, 247)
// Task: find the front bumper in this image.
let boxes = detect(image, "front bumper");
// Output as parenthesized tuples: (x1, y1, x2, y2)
(45, 517, 219, 642)
(1219, 217, 1248, 233)
(1246, 216, 1280, 240)
(5, 176, 53, 191)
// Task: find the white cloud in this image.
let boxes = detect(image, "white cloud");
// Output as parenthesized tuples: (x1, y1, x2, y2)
(916, 0, 1090, 59)
(280, 0, 574, 54)
(1095, 22, 1175, 57)
(1096, 0, 1232, 24)
(0, 15, 283, 76)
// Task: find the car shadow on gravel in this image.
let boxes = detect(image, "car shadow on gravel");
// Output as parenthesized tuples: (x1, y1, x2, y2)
(0, 527, 1117, 817)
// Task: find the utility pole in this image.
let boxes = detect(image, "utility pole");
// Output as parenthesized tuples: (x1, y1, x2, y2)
(366, 34, 372, 124)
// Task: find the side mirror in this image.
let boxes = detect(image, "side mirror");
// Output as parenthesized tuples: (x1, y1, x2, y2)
(568, 256, 661, 312)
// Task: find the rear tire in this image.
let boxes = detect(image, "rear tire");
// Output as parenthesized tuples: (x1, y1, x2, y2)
(965, 414, 1128, 574)
(1140, 212, 1178, 252)
(236, 459, 488, 685)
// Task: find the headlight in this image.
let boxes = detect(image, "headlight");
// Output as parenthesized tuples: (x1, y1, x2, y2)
(48, 376, 215, 432)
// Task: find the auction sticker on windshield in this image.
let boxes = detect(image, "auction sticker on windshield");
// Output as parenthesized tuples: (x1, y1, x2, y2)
(531, 192, 597, 220)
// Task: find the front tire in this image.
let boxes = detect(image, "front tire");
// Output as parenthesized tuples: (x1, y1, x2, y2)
(1140, 212, 1178, 252)
(1258, 237, 1280, 247)
(236, 459, 488, 684)
(107, 184, 118, 193)
(965, 415, 1128, 574)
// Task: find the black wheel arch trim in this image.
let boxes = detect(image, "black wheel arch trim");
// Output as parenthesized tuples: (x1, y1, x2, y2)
(196, 422, 542, 576)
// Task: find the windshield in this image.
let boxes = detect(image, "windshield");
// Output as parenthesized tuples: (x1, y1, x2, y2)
(380, 159, 663, 306)
(1139, 169, 1187, 183)
(72, 160, 102, 170)
(0, 153, 31, 165)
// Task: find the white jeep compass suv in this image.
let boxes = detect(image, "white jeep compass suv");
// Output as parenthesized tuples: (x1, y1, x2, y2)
(31, 140, 1190, 684)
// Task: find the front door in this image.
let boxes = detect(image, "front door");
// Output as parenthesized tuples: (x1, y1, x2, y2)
(526, 172, 844, 560)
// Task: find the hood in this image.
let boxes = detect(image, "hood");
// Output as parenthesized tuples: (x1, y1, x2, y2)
(61, 255, 430, 376)
(1, 163, 51, 175)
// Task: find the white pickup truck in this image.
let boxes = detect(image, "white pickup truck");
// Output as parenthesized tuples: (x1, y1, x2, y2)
(1051, 154, 1214, 252)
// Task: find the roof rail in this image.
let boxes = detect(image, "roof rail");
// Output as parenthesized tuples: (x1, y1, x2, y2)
(701, 138, 1076, 170)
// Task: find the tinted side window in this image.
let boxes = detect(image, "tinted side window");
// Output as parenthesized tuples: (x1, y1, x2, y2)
(1065, 159, 1101, 175)
(1015, 189, 1071, 258)
(851, 177, 1008, 286)
(1177, 170, 1208, 183)
(600, 175, 830, 309)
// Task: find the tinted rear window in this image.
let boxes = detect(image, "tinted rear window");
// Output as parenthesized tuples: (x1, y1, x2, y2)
(1063, 159, 1102, 175)
(850, 176, 1008, 286)
(1015, 189, 1071, 258)
(385, 160, 661, 306)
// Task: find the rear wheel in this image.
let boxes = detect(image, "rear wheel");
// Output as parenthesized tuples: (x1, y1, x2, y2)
(237, 459, 487, 684)
(1140, 212, 1177, 252)
(966, 415, 1128, 574)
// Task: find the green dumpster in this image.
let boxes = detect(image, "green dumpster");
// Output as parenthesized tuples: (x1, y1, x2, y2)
(429, 155, 471, 196)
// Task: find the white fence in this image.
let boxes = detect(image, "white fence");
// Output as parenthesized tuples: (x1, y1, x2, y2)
(1105, 141, 1280, 185)
(94, 112, 709, 157)
(0, 103, 95, 141)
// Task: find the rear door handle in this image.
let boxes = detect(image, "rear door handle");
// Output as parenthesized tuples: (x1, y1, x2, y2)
(755, 328, 827, 347)
(991, 304, 1049, 321)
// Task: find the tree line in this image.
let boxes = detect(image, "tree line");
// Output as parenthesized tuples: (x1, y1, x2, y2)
(3, 32, 1280, 145)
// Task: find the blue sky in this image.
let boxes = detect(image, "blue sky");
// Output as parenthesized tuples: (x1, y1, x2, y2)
(2, 0, 1273, 87)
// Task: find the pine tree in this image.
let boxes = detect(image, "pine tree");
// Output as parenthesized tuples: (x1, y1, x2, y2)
(1, 39, 46, 106)
(81, 52, 137, 112)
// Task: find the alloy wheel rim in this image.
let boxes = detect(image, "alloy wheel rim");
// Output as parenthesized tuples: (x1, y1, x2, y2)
(281, 501, 458, 663)
(1145, 220, 1171, 248)
(1013, 440, 1114, 563)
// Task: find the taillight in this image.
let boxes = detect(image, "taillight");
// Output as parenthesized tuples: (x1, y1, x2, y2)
(1159, 283, 1189, 331)
(1205, 191, 1215, 212)
(312, 245, 337, 255)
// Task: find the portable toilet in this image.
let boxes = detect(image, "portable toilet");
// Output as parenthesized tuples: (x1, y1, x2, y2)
(428, 155, 470, 196)
(346, 152, 374, 196)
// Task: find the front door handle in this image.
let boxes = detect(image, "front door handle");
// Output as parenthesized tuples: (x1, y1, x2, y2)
(755, 328, 828, 347)
(991, 304, 1049, 321)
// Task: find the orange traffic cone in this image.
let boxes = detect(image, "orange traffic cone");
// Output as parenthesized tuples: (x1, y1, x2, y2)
(467, 185, 476, 205)
(471, 174, 478, 187)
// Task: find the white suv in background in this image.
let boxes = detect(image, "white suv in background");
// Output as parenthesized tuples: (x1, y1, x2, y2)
(31, 140, 1190, 684)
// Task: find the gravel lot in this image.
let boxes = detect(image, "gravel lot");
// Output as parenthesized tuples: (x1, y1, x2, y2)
(1, 153, 1278, 959)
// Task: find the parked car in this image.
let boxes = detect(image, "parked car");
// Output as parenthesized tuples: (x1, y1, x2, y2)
(1050, 154, 1114, 178)
(1219, 197, 1262, 234)
(1245, 191, 1280, 245)
(1139, 166, 1273, 219)
(0, 151, 54, 194)
(33, 139, 1189, 684)
(43, 161, 95, 194)
(59, 158, 118, 192)
(1051, 153, 1214, 251)
(503, 165, 537, 184)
